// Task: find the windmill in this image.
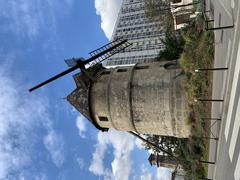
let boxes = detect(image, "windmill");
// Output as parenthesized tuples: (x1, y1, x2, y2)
(29, 38, 131, 92)
(29, 38, 189, 161)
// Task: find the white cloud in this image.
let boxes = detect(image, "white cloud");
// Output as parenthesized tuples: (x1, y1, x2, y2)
(76, 157, 85, 169)
(156, 167, 172, 180)
(95, 0, 123, 39)
(0, 59, 65, 179)
(89, 134, 108, 176)
(89, 128, 172, 180)
(140, 165, 152, 180)
(89, 129, 135, 180)
(135, 138, 145, 150)
(76, 115, 86, 138)
(43, 130, 65, 167)
(0, 0, 73, 39)
(141, 171, 152, 180)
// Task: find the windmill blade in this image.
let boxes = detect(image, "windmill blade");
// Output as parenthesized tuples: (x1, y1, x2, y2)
(29, 39, 131, 92)
(86, 39, 132, 68)
(29, 65, 79, 92)
(90, 41, 132, 65)
(85, 39, 128, 65)
(89, 38, 124, 57)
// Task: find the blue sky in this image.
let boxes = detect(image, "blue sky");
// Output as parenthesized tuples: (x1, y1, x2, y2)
(0, 0, 171, 179)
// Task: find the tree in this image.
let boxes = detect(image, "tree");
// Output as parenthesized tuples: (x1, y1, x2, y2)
(157, 29, 185, 61)
(143, 134, 180, 156)
(144, 0, 174, 30)
(144, 0, 170, 20)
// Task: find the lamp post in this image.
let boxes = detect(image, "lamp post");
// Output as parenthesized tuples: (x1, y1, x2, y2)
(199, 160, 215, 164)
(201, 118, 221, 121)
(195, 68, 228, 72)
(201, 136, 219, 140)
(194, 98, 224, 102)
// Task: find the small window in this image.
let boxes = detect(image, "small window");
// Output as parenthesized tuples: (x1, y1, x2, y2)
(134, 118, 141, 122)
(117, 69, 127, 72)
(163, 63, 179, 70)
(99, 116, 108, 122)
(135, 66, 149, 70)
(101, 71, 111, 75)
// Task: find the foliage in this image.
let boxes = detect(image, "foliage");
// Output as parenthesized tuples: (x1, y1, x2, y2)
(144, 0, 170, 20)
(143, 135, 180, 156)
(144, 0, 174, 30)
(143, 15, 214, 179)
(157, 30, 185, 61)
(179, 14, 214, 178)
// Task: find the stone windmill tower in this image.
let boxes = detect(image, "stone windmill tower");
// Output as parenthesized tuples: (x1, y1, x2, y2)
(29, 39, 190, 138)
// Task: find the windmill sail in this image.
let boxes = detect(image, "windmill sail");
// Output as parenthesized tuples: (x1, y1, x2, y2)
(87, 38, 131, 67)
(29, 39, 132, 92)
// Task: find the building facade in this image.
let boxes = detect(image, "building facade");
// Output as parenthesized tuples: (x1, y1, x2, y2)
(170, 0, 197, 30)
(105, 0, 165, 67)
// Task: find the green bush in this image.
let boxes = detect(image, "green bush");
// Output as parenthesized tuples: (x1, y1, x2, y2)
(157, 30, 185, 61)
(176, 15, 214, 178)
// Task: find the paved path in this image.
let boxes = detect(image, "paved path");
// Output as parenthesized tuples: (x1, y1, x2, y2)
(206, 0, 240, 179)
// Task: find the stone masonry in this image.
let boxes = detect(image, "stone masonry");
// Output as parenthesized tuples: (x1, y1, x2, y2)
(89, 62, 190, 138)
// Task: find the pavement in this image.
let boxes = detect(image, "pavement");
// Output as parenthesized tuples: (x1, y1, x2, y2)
(204, 0, 240, 179)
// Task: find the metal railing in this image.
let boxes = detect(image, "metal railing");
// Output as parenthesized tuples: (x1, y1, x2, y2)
(193, 67, 229, 180)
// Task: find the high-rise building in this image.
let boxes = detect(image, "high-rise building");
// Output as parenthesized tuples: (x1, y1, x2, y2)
(105, 0, 165, 67)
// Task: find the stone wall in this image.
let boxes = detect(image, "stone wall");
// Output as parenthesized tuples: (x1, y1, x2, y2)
(90, 62, 191, 138)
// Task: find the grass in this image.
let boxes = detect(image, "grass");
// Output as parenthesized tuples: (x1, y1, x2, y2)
(144, 4, 214, 178)
(176, 14, 214, 179)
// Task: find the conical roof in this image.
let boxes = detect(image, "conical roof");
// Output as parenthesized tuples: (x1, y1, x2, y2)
(67, 67, 108, 132)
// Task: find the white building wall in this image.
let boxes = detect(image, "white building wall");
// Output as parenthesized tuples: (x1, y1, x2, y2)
(105, 0, 165, 67)
(170, 0, 195, 30)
